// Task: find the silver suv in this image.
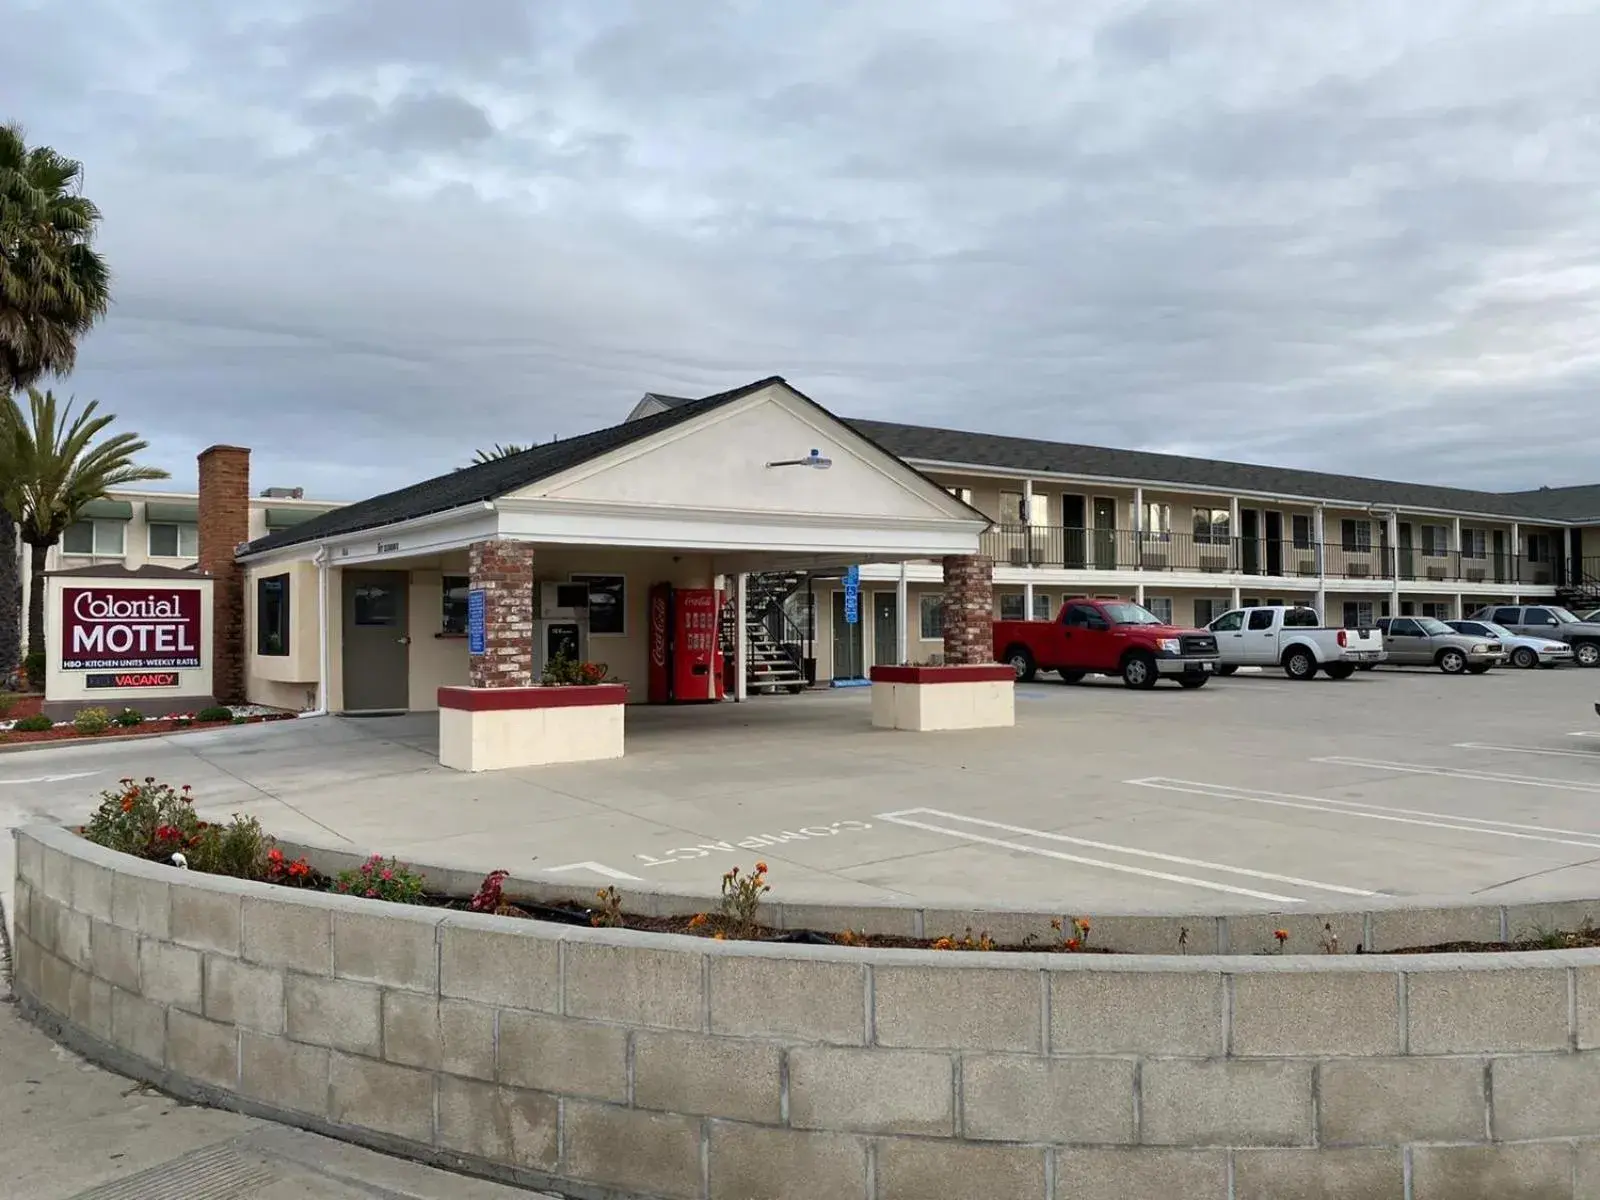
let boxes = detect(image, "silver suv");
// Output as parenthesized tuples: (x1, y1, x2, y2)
(1469, 605, 1600, 668)
(1375, 616, 1503, 674)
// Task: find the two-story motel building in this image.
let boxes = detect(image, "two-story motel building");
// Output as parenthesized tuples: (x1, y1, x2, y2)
(49, 379, 1600, 713)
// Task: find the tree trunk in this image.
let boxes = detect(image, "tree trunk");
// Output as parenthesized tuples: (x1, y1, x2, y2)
(27, 540, 48, 663)
(0, 512, 19, 680)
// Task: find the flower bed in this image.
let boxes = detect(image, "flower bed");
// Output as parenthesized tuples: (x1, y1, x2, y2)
(1, 706, 294, 744)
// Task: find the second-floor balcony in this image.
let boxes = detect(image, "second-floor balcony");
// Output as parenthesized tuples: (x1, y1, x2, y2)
(978, 524, 1552, 586)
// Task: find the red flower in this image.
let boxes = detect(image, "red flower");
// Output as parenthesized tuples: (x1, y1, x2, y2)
(381, 869, 393, 881)
(267, 848, 284, 863)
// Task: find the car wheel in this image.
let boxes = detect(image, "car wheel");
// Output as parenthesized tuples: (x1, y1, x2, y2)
(1057, 670, 1085, 684)
(1577, 641, 1600, 668)
(1005, 646, 1037, 682)
(1178, 676, 1209, 689)
(1323, 663, 1356, 680)
(1511, 647, 1539, 669)
(1438, 649, 1467, 674)
(1121, 652, 1158, 690)
(1282, 648, 1316, 680)
(1216, 664, 1238, 677)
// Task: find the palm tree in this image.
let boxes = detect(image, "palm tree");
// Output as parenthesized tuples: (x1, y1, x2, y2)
(0, 123, 111, 682)
(470, 443, 529, 464)
(0, 388, 168, 658)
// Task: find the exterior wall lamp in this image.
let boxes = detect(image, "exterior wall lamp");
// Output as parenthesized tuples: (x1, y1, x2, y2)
(766, 449, 832, 470)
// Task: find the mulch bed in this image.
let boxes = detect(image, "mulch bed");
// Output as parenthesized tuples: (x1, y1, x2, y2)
(3, 712, 297, 745)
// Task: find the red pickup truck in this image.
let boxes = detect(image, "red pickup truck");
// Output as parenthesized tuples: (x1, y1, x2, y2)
(993, 597, 1221, 689)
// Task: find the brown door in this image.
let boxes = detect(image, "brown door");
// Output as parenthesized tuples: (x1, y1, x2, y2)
(341, 570, 410, 712)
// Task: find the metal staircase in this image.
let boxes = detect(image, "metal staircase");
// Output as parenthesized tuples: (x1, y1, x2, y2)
(720, 572, 809, 695)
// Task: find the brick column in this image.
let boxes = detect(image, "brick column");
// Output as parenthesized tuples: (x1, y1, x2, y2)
(197, 445, 250, 703)
(941, 553, 994, 666)
(469, 539, 535, 688)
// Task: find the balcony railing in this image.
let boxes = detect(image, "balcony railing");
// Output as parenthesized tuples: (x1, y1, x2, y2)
(977, 525, 1546, 586)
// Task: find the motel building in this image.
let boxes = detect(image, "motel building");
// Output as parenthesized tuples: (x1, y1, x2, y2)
(38, 376, 1600, 770)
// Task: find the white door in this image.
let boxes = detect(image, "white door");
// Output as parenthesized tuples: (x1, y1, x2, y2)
(1242, 608, 1280, 664)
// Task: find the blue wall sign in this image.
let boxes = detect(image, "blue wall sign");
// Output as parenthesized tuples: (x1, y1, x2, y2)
(843, 566, 860, 626)
(467, 588, 487, 655)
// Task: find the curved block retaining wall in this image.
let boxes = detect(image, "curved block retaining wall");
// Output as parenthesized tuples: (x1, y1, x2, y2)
(13, 824, 1600, 1200)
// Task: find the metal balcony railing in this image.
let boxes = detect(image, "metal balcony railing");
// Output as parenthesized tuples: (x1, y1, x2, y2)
(976, 525, 1541, 586)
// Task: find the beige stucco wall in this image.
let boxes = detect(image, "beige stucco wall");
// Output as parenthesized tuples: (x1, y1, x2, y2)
(244, 560, 322, 713)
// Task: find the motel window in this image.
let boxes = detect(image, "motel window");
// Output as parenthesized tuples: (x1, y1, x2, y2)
(1193, 508, 1230, 545)
(1527, 534, 1555, 564)
(257, 574, 290, 656)
(1342, 601, 1375, 629)
(999, 593, 1026, 621)
(62, 520, 125, 557)
(147, 522, 199, 558)
(1421, 602, 1452, 620)
(945, 486, 972, 506)
(441, 575, 469, 634)
(1292, 514, 1312, 550)
(1143, 502, 1171, 541)
(1341, 520, 1372, 552)
(1145, 596, 1173, 624)
(572, 574, 626, 635)
(999, 491, 1026, 525)
(1420, 525, 1449, 556)
(1192, 598, 1221, 626)
(919, 594, 944, 640)
(1462, 528, 1487, 560)
(1032, 591, 1053, 621)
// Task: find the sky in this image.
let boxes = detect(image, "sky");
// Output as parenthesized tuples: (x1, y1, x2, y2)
(8, 0, 1600, 499)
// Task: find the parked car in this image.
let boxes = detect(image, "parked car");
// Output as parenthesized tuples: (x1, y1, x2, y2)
(1446, 619, 1574, 669)
(1375, 616, 1504, 674)
(994, 597, 1220, 689)
(1578, 609, 1600, 623)
(1470, 605, 1600, 667)
(1207, 605, 1385, 680)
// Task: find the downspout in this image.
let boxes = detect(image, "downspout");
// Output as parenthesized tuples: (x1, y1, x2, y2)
(298, 544, 332, 718)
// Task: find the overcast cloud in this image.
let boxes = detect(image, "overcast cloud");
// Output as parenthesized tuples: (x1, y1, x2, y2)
(8, 0, 1600, 498)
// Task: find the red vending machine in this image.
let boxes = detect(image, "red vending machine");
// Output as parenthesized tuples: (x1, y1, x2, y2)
(647, 584, 726, 703)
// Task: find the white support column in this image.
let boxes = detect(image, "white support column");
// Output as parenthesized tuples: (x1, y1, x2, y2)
(1229, 496, 1240, 570)
(734, 573, 748, 702)
(1023, 580, 1035, 622)
(1133, 486, 1145, 585)
(1313, 506, 1327, 617)
(1565, 527, 1575, 586)
(896, 562, 909, 665)
(1511, 521, 1521, 600)
(1455, 593, 1464, 619)
(1021, 477, 1035, 566)
(1452, 516, 1462, 554)
(1230, 585, 1242, 610)
(1388, 512, 1401, 617)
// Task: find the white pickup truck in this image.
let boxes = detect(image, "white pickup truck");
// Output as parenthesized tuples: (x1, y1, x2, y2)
(1206, 605, 1387, 680)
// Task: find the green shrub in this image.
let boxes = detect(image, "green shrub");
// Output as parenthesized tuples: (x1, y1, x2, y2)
(82, 777, 202, 861)
(13, 713, 53, 733)
(196, 705, 234, 723)
(73, 706, 113, 735)
(189, 814, 270, 880)
(330, 855, 427, 904)
(22, 650, 44, 689)
(0, 692, 16, 720)
(114, 708, 144, 728)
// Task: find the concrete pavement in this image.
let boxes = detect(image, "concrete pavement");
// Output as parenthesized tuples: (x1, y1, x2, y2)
(0, 909, 554, 1199)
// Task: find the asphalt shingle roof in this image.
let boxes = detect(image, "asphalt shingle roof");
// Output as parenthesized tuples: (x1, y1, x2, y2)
(844, 418, 1574, 522)
(242, 377, 782, 556)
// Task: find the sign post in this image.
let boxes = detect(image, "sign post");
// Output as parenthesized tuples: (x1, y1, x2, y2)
(467, 588, 486, 656)
(843, 566, 860, 626)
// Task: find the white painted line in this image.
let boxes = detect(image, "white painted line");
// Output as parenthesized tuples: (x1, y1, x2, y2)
(546, 862, 643, 881)
(1454, 742, 1600, 760)
(1313, 756, 1600, 796)
(1128, 777, 1600, 851)
(874, 810, 1302, 902)
(1566, 731, 1600, 738)
(0, 771, 99, 786)
(887, 806, 1374, 897)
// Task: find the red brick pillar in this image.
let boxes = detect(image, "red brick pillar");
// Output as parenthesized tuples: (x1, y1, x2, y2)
(469, 539, 534, 688)
(941, 554, 995, 666)
(198, 445, 250, 703)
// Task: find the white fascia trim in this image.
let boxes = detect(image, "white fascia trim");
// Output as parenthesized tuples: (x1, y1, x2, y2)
(495, 499, 982, 557)
(901, 456, 1554, 525)
(236, 503, 497, 568)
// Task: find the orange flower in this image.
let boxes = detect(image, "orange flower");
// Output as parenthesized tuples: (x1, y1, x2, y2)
(712, 931, 727, 941)
(120, 796, 134, 813)
(932, 936, 954, 951)
(1064, 938, 1081, 951)
(1050, 917, 1063, 931)
(1273, 929, 1290, 942)
(754, 861, 768, 874)
(687, 913, 708, 930)
(1075, 917, 1092, 932)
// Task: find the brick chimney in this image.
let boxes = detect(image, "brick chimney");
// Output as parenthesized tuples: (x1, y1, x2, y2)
(198, 445, 250, 703)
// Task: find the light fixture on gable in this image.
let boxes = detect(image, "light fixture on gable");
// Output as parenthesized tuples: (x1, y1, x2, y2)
(766, 448, 832, 470)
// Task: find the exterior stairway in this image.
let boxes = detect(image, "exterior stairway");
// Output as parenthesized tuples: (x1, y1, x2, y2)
(720, 572, 810, 695)
(1557, 565, 1600, 612)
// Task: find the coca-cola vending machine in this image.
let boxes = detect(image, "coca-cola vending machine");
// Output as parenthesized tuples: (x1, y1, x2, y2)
(647, 583, 726, 703)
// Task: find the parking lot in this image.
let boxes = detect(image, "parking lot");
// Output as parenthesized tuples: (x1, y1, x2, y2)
(7, 664, 1600, 917)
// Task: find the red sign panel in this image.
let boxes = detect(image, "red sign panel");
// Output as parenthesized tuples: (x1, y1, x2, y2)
(61, 587, 202, 670)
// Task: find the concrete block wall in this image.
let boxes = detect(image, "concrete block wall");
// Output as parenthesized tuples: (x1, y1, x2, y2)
(16, 823, 1600, 1200)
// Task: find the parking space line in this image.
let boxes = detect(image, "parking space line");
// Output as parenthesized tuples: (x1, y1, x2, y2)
(1128, 777, 1600, 850)
(874, 810, 1302, 902)
(887, 807, 1374, 897)
(1454, 742, 1600, 760)
(1312, 756, 1600, 795)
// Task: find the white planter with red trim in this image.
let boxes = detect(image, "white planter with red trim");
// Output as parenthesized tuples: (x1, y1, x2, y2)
(437, 684, 627, 772)
(868, 665, 1015, 732)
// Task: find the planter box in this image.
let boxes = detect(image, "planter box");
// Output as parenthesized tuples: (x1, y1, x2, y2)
(869, 664, 1015, 732)
(437, 684, 626, 771)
